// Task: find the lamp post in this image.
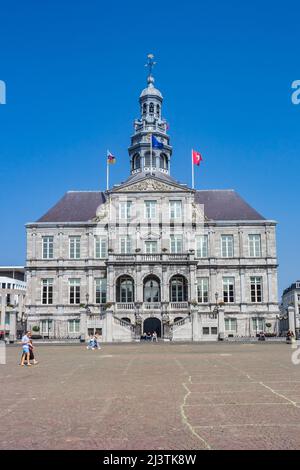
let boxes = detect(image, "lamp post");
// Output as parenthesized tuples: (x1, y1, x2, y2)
(134, 302, 142, 339)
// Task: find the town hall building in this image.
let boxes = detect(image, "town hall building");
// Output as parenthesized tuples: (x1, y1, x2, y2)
(25, 57, 280, 342)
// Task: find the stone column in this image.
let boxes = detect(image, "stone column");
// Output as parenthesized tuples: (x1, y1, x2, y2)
(288, 306, 296, 336)
(80, 309, 87, 341)
(218, 307, 225, 340)
(192, 308, 199, 341)
(103, 309, 113, 342)
(9, 311, 16, 341)
(0, 293, 6, 332)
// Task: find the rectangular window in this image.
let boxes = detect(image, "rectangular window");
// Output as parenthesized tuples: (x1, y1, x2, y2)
(68, 319, 80, 334)
(40, 319, 52, 334)
(120, 236, 132, 254)
(69, 279, 80, 304)
(196, 235, 208, 258)
(211, 327, 218, 335)
(69, 236, 81, 259)
(119, 201, 132, 220)
(6, 294, 11, 306)
(250, 276, 263, 303)
(95, 236, 107, 259)
(248, 235, 261, 257)
(225, 318, 237, 332)
(145, 241, 158, 253)
(42, 279, 53, 305)
(170, 235, 183, 253)
(42, 236, 54, 259)
(197, 278, 209, 303)
(252, 317, 265, 332)
(202, 327, 210, 335)
(221, 235, 234, 257)
(145, 200, 157, 219)
(95, 278, 107, 304)
(5, 313, 10, 326)
(169, 200, 182, 219)
(223, 277, 235, 303)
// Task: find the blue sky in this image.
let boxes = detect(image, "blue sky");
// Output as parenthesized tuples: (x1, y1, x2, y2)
(0, 0, 299, 296)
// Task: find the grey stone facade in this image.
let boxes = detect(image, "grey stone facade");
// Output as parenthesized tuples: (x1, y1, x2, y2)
(25, 61, 280, 341)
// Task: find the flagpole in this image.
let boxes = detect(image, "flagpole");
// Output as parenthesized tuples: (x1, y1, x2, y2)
(191, 149, 194, 189)
(106, 152, 109, 191)
(150, 132, 153, 175)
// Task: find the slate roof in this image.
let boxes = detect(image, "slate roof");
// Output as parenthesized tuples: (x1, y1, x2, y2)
(195, 190, 265, 221)
(36, 188, 265, 223)
(37, 192, 107, 223)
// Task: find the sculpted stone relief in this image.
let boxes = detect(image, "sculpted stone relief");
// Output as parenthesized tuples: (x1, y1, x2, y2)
(116, 179, 186, 192)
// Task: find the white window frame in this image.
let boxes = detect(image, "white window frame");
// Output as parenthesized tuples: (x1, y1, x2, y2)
(144, 200, 157, 219)
(225, 318, 237, 332)
(169, 200, 182, 219)
(248, 234, 261, 257)
(250, 276, 263, 303)
(144, 241, 158, 253)
(197, 278, 209, 303)
(40, 319, 52, 335)
(68, 319, 80, 334)
(223, 277, 235, 303)
(95, 236, 107, 259)
(120, 236, 132, 254)
(252, 317, 265, 332)
(42, 236, 54, 259)
(221, 235, 234, 258)
(41, 279, 53, 305)
(69, 236, 81, 259)
(196, 235, 208, 258)
(95, 278, 107, 304)
(119, 201, 132, 220)
(170, 234, 183, 253)
(69, 279, 81, 305)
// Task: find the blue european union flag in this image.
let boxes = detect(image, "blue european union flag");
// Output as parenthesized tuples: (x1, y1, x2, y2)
(152, 135, 164, 149)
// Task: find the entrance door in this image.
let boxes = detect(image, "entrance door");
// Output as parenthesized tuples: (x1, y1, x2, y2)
(143, 317, 161, 337)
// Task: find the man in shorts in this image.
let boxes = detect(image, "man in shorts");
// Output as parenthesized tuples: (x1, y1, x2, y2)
(20, 331, 32, 366)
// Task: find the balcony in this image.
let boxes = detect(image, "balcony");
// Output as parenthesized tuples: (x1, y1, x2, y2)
(107, 252, 196, 264)
(170, 302, 189, 310)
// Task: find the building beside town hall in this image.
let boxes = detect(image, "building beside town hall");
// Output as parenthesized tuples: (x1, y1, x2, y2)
(25, 59, 280, 341)
(0, 266, 26, 341)
(279, 281, 300, 337)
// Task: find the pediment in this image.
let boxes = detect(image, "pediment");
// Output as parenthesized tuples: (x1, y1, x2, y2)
(112, 177, 190, 193)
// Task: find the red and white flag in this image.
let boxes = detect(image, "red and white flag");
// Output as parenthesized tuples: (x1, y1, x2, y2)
(192, 149, 203, 166)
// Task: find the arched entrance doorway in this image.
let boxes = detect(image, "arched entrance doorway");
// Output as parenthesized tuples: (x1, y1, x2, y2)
(143, 317, 161, 337)
(143, 275, 160, 303)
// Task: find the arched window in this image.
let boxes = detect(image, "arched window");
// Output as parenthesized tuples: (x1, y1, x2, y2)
(116, 276, 134, 303)
(156, 104, 160, 117)
(133, 154, 140, 170)
(149, 102, 154, 115)
(143, 275, 161, 303)
(170, 275, 188, 302)
(159, 153, 168, 169)
(121, 317, 131, 323)
(143, 103, 147, 116)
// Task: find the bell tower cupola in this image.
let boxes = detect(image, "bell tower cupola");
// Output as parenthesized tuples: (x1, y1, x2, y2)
(128, 54, 172, 176)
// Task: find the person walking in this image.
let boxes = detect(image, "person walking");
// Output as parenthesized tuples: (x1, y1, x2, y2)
(93, 333, 101, 350)
(20, 331, 32, 366)
(86, 334, 95, 350)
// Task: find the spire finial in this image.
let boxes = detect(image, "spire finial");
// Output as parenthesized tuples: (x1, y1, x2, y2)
(145, 53, 156, 85)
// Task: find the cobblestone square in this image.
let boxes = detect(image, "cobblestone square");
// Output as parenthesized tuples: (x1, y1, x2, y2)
(1, 342, 300, 450)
